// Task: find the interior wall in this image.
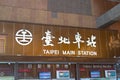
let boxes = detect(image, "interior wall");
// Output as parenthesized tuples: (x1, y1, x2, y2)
(106, 21, 120, 32)
(0, 0, 119, 28)
(0, 0, 96, 28)
(92, 0, 119, 17)
(0, 22, 119, 58)
(105, 21, 120, 57)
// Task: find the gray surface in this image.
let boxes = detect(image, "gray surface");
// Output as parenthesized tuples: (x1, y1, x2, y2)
(96, 4, 120, 28)
(48, 0, 92, 15)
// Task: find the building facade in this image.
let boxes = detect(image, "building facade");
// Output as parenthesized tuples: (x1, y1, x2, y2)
(0, 0, 120, 80)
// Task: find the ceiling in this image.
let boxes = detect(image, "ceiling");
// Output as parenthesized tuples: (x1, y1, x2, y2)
(108, 0, 120, 2)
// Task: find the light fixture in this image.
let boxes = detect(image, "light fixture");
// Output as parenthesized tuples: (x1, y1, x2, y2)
(47, 64, 51, 69)
(64, 64, 69, 69)
(56, 64, 60, 68)
(38, 64, 42, 69)
(28, 64, 32, 69)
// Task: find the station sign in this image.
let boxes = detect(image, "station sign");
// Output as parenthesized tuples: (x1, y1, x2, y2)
(13, 24, 119, 58)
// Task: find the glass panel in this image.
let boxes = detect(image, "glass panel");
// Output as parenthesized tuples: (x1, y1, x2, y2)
(0, 63, 15, 80)
(17, 63, 76, 80)
(79, 64, 116, 80)
(18, 64, 36, 79)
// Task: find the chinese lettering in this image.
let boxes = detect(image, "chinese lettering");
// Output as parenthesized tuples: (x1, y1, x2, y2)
(41, 30, 55, 46)
(58, 36, 70, 44)
(73, 32, 84, 48)
(86, 35, 96, 47)
(41, 30, 96, 48)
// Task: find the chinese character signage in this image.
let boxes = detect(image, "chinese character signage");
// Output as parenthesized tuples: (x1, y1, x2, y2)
(0, 23, 119, 58)
(39, 30, 97, 57)
(41, 30, 55, 46)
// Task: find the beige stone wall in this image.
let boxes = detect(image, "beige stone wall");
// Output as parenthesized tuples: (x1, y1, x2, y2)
(0, 0, 96, 28)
